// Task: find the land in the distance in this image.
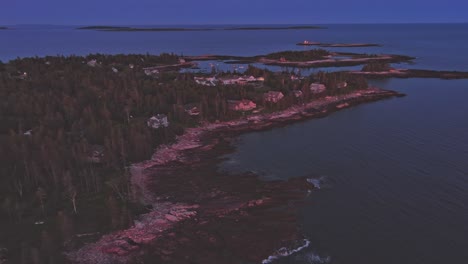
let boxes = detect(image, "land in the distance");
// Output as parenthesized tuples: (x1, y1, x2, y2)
(348, 62, 468, 79)
(297, 40, 381, 47)
(78, 25, 325, 32)
(350, 68, 468, 79)
(0, 27, 7, 30)
(184, 49, 415, 68)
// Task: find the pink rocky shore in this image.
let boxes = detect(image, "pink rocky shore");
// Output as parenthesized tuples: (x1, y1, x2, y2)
(68, 88, 403, 264)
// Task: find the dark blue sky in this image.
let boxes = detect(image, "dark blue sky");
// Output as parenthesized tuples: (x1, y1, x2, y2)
(2, 0, 467, 25)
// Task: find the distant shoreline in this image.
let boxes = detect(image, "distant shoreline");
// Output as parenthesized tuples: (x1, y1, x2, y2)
(349, 69, 468, 79)
(0, 27, 7, 30)
(77, 25, 325, 32)
(297, 42, 381, 47)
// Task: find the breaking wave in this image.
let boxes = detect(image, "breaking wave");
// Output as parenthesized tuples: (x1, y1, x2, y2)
(261, 239, 311, 264)
(307, 175, 331, 189)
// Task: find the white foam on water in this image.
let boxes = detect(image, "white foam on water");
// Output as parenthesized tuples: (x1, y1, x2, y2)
(261, 239, 311, 264)
(301, 252, 332, 264)
(307, 175, 329, 189)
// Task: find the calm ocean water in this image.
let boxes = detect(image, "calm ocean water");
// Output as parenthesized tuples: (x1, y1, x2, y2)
(2, 24, 468, 264)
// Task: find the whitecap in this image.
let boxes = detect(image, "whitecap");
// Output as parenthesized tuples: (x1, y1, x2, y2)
(261, 239, 311, 264)
(306, 175, 331, 189)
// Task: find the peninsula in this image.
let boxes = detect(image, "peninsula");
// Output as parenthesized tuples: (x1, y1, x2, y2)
(0, 52, 401, 263)
(3, 48, 466, 263)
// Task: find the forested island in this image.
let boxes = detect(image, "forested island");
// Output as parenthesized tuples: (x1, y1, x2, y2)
(352, 62, 468, 79)
(0, 51, 402, 263)
(183, 49, 415, 68)
(78, 25, 324, 32)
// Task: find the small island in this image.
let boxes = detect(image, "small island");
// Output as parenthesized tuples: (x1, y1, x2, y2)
(77, 26, 214, 31)
(349, 62, 468, 79)
(0, 27, 7, 30)
(78, 25, 325, 32)
(297, 40, 381, 47)
(183, 49, 415, 68)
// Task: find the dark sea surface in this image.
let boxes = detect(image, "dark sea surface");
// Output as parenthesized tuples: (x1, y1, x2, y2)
(1, 24, 468, 264)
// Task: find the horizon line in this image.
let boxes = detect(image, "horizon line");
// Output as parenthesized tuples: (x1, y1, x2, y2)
(2, 22, 468, 27)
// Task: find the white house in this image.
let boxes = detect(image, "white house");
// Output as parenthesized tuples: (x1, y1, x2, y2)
(310, 83, 327, 94)
(264, 91, 285, 103)
(147, 114, 169, 129)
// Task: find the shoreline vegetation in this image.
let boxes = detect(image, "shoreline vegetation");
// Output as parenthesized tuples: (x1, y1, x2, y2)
(77, 25, 325, 32)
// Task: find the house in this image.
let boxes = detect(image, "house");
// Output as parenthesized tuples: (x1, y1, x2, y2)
(290, 75, 301, 81)
(245, 76, 257, 82)
(219, 76, 263, 86)
(144, 69, 159, 76)
(87, 59, 98, 67)
(13, 72, 28, 80)
(336, 81, 348, 89)
(179, 58, 186, 64)
(112, 67, 119, 73)
(184, 104, 201, 116)
(227, 99, 257, 112)
(279, 57, 287, 62)
(86, 145, 105, 164)
(147, 114, 169, 129)
(293, 90, 303, 98)
(310, 83, 326, 94)
(264, 91, 285, 103)
(195, 77, 217, 86)
(129, 64, 135, 69)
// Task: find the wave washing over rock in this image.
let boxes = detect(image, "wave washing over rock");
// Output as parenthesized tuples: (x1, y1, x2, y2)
(300, 251, 332, 264)
(306, 176, 331, 190)
(261, 239, 311, 264)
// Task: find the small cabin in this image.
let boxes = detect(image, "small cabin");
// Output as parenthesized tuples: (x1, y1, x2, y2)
(147, 114, 169, 129)
(227, 99, 257, 112)
(336, 81, 348, 89)
(264, 91, 285, 103)
(87, 59, 98, 67)
(86, 145, 105, 164)
(293, 90, 303, 98)
(184, 104, 201, 116)
(310, 83, 326, 94)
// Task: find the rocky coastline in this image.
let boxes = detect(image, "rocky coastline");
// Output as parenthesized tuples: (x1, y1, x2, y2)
(68, 88, 403, 264)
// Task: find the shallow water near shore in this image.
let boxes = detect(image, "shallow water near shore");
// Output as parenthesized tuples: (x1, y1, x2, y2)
(220, 78, 468, 263)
